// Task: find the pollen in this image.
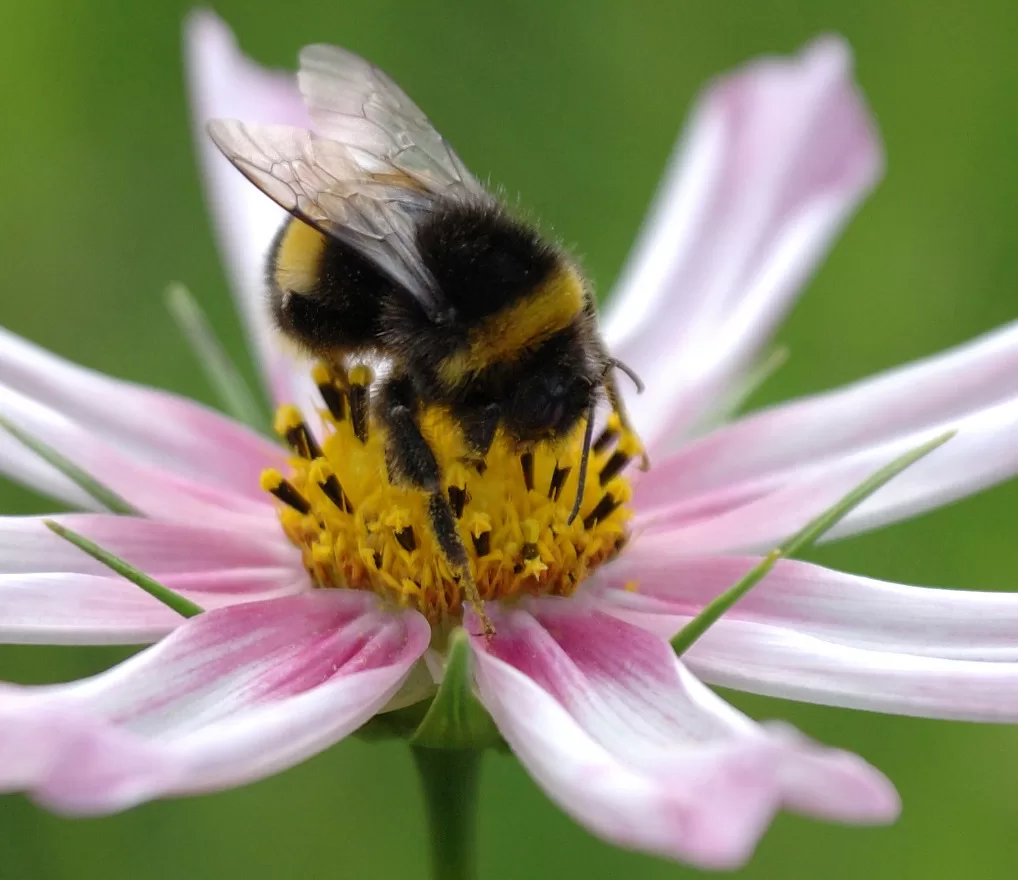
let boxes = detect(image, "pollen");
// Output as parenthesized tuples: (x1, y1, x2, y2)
(264, 363, 635, 625)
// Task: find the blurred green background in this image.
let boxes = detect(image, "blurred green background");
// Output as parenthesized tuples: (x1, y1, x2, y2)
(2, 0, 1018, 877)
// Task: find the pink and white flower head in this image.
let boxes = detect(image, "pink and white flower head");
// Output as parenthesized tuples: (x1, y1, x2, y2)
(1, 10, 1018, 871)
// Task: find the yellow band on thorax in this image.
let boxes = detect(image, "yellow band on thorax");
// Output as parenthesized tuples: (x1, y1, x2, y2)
(439, 264, 584, 385)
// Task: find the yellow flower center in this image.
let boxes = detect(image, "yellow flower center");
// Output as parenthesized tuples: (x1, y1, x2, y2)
(262, 363, 635, 625)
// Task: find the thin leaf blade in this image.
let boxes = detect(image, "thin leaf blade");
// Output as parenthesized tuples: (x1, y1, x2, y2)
(671, 431, 954, 656)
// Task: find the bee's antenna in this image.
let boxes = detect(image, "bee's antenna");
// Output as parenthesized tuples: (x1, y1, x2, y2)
(607, 357, 645, 394)
(567, 396, 597, 526)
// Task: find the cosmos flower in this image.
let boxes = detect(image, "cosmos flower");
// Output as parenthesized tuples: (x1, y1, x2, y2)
(1, 10, 1018, 871)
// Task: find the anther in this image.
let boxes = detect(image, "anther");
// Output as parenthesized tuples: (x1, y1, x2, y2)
(599, 450, 631, 486)
(548, 464, 571, 501)
(261, 470, 311, 515)
(448, 484, 468, 518)
(593, 424, 619, 454)
(395, 526, 416, 552)
(521, 519, 540, 561)
(319, 473, 352, 513)
(274, 405, 323, 460)
(472, 530, 491, 557)
(349, 364, 373, 444)
(520, 451, 534, 492)
(583, 492, 621, 530)
(313, 364, 348, 423)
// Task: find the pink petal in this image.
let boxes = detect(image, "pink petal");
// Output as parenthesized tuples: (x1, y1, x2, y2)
(470, 600, 897, 869)
(592, 552, 1018, 721)
(0, 385, 274, 522)
(595, 550, 1018, 659)
(602, 37, 882, 453)
(0, 573, 189, 645)
(688, 622, 1018, 723)
(184, 10, 314, 408)
(0, 515, 295, 576)
(0, 592, 429, 813)
(0, 568, 302, 646)
(0, 515, 304, 645)
(0, 326, 286, 501)
(635, 400, 1018, 552)
(638, 319, 1018, 506)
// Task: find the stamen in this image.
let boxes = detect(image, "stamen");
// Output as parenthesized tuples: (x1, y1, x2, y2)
(599, 450, 631, 486)
(319, 472, 352, 513)
(593, 414, 622, 454)
(312, 363, 347, 422)
(583, 492, 621, 530)
(349, 364, 373, 443)
(472, 529, 491, 557)
(264, 375, 637, 626)
(274, 405, 323, 460)
(521, 519, 540, 561)
(548, 463, 571, 501)
(448, 484, 468, 518)
(520, 451, 534, 492)
(261, 469, 311, 514)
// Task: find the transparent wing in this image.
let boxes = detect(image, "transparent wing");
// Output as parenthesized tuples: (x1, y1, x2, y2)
(207, 118, 448, 316)
(298, 44, 489, 200)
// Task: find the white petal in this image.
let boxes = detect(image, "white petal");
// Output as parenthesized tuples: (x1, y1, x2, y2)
(591, 552, 1018, 721)
(471, 600, 897, 869)
(0, 592, 429, 813)
(638, 318, 1018, 505)
(0, 514, 294, 576)
(0, 385, 272, 522)
(689, 621, 1018, 723)
(183, 10, 315, 408)
(0, 326, 286, 500)
(602, 37, 882, 452)
(593, 551, 1018, 660)
(636, 399, 1018, 552)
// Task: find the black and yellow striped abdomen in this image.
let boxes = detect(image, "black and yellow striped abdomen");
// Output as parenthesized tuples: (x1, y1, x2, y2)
(267, 217, 394, 357)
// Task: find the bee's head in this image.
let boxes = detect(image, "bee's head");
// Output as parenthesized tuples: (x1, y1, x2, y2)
(506, 367, 596, 444)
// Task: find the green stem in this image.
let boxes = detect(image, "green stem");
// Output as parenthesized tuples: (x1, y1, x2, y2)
(411, 747, 482, 880)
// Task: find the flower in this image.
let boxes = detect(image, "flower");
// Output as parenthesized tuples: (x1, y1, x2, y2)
(1, 9, 1017, 870)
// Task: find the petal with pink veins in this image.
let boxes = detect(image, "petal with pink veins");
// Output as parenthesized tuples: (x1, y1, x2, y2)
(0, 514, 303, 644)
(638, 319, 1018, 507)
(0, 515, 296, 576)
(0, 592, 429, 813)
(602, 37, 882, 453)
(0, 326, 286, 500)
(591, 552, 1018, 721)
(0, 386, 275, 522)
(635, 399, 1018, 552)
(469, 600, 897, 869)
(0, 568, 302, 646)
(184, 10, 317, 409)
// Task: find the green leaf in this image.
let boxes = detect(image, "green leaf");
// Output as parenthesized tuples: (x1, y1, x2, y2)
(410, 628, 501, 750)
(0, 414, 138, 515)
(165, 283, 271, 434)
(44, 520, 204, 619)
(671, 431, 955, 656)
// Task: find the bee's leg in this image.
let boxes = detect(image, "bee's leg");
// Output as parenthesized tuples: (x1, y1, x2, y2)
(379, 375, 494, 637)
(602, 369, 650, 471)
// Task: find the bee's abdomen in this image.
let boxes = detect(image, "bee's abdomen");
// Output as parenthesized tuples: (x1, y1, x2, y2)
(269, 218, 394, 355)
(272, 216, 328, 296)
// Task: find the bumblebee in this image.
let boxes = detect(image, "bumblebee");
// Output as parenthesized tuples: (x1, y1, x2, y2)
(208, 44, 644, 626)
